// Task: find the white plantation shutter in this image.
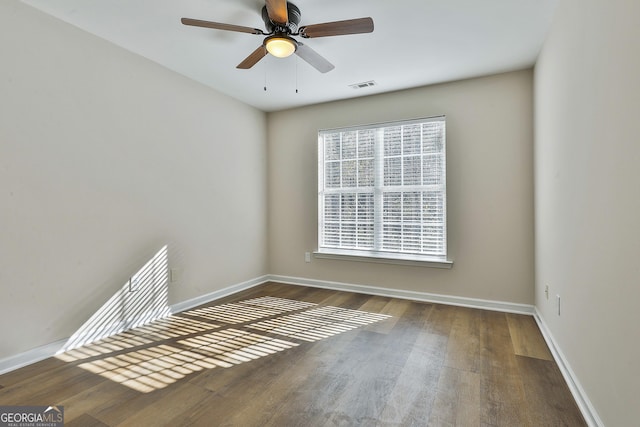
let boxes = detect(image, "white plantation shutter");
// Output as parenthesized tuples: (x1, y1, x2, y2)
(318, 116, 447, 261)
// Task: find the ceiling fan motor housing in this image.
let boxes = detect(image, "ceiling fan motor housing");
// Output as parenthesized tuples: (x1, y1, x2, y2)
(262, 2, 301, 33)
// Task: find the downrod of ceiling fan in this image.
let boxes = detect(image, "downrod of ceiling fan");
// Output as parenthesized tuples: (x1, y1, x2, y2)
(261, 2, 301, 34)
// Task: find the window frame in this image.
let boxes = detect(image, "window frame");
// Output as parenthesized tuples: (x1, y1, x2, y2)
(316, 116, 452, 268)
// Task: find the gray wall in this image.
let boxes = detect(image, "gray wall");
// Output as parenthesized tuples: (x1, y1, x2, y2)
(534, 0, 640, 424)
(0, 1, 268, 359)
(268, 70, 535, 304)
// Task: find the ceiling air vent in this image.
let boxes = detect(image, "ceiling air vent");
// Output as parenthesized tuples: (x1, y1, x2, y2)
(349, 80, 377, 90)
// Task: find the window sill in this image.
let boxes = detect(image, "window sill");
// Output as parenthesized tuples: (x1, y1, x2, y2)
(313, 249, 453, 269)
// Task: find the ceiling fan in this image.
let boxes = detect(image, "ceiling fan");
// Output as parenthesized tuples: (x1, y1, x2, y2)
(181, 0, 374, 73)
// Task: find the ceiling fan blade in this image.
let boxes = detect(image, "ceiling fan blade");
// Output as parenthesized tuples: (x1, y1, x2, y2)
(265, 0, 289, 25)
(299, 17, 374, 38)
(181, 18, 264, 35)
(237, 45, 268, 69)
(295, 43, 335, 73)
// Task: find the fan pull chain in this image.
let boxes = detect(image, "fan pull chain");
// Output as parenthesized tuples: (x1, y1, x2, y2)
(295, 56, 299, 94)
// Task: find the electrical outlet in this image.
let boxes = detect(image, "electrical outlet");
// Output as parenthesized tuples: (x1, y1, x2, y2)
(556, 294, 561, 316)
(170, 268, 182, 283)
(129, 276, 139, 292)
(304, 252, 311, 263)
(545, 285, 549, 300)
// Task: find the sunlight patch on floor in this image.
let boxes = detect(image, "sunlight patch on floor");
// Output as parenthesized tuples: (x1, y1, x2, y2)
(56, 315, 220, 362)
(56, 296, 391, 393)
(77, 344, 222, 393)
(246, 306, 392, 342)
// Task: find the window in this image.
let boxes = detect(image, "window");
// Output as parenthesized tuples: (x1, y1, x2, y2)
(317, 116, 449, 266)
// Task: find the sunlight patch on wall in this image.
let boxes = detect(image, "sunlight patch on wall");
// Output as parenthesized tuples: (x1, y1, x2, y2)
(60, 246, 172, 352)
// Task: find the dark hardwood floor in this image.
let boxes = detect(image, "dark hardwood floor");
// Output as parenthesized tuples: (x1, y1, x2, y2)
(0, 282, 586, 426)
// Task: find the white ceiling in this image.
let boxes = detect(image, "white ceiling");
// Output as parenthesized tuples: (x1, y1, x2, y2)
(20, 0, 557, 112)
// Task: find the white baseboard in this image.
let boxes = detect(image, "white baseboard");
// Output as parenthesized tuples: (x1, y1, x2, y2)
(267, 274, 535, 315)
(169, 275, 269, 314)
(533, 309, 604, 427)
(0, 338, 67, 376)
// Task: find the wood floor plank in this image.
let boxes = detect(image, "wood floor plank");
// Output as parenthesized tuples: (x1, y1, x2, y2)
(234, 326, 374, 426)
(424, 303, 457, 337)
(0, 364, 104, 406)
(322, 323, 422, 425)
(506, 313, 553, 360)
(58, 379, 137, 424)
(356, 294, 390, 311)
(362, 297, 410, 334)
(0, 283, 584, 427)
(261, 299, 405, 425)
(314, 289, 372, 310)
(189, 349, 309, 425)
(0, 357, 69, 388)
(184, 316, 364, 426)
(444, 306, 482, 373)
(282, 285, 337, 303)
(428, 367, 481, 426)
(376, 304, 446, 426)
(516, 355, 587, 426)
(479, 310, 532, 426)
(65, 413, 109, 427)
(115, 383, 215, 427)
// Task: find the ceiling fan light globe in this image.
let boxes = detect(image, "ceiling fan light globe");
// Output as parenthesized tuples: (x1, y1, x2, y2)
(265, 36, 297, 58)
